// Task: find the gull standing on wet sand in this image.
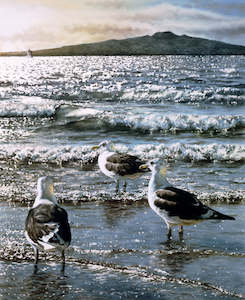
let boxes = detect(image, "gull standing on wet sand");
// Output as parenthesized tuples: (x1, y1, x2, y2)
(25, 176, 71, 270)
(92, 140, 149, 193)
(141, 159, 235, 239)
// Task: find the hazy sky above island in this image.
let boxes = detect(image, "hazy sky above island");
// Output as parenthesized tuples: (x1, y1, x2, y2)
(0, 0, 245, 51)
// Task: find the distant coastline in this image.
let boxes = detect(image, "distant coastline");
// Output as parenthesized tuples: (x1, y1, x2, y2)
(1, 31, 245, 56)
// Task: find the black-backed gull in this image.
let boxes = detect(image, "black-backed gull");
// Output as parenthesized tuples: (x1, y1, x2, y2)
(92, 140, 149, 193)
(141, 159, 235, 239)
(25, 176, 71, 269)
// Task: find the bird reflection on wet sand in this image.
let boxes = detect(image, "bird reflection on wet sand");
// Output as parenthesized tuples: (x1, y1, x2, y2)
(24, 270, 70, 299)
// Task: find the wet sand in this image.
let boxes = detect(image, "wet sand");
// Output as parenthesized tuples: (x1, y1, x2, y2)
(0, 201, 244, 299)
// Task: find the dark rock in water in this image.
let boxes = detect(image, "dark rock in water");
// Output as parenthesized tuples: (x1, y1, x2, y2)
(1, 31, 245, 56)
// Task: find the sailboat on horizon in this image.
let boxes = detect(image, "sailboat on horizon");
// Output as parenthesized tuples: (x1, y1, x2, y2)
(26, 49, 33, 57)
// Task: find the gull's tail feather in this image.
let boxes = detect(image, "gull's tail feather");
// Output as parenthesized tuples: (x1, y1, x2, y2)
(205, 208, 235, 220)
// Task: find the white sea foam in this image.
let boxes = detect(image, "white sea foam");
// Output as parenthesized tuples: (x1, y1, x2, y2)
(65, 108, 101, 118)
(1, 97, 243, 135)
(131, 143, 245, 162)
(120, 85, 244, 104)
(101, 113, 245, 134)
(222, 68, 237, 74)
(1, 142, 243, 165)
(0, 144, 97, 165)
(0, 97, 57, 117)
(58, 105, 244, 134)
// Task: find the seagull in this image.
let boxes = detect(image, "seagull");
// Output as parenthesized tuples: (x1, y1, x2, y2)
(141, 159, 235, 239)
(92, 140, 149, 193)
(25, 176, 71, 270)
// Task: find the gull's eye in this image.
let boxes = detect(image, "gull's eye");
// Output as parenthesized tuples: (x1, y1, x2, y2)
(100, 141, 107, 147)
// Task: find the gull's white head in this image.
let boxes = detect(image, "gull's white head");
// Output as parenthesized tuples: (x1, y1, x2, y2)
(143, 159, 171, 188)
(37, 176, 56, 201)
(147, 159, 167, 176)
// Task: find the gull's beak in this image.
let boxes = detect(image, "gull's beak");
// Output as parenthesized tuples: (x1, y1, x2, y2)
(49, 185, 54, 195)
(139, 164, 149, 170)
(92, 145, 100, 150)
(160, 166, 167, 176)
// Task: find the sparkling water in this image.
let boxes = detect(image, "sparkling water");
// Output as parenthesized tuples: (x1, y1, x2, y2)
(0, 55, 244, 299)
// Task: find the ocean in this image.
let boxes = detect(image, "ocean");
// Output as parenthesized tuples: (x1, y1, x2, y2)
(0, 55, 244, 299)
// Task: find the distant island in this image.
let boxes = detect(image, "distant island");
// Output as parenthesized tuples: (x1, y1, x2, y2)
(1, 31, 245, 56)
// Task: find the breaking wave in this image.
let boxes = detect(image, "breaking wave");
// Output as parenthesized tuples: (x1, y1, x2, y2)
(0, 144, 97, 165)
(119, 86, 245, 105)
(2, 99, 244, 136)
(133, 142, 245, 162)
(0, 142, 244, 166)
(55, 106, 245, 135)
(98, 113, 245, 134)
(8, 86, 245, 105)
(0, 97, 58, 117)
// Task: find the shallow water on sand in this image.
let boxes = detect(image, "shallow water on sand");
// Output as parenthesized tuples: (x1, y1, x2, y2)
(0, 202, 244, 299)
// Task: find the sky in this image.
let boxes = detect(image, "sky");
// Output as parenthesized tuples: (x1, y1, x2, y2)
(0, 0, 245, 51)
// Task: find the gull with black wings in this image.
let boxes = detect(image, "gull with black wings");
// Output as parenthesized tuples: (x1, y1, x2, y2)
(141, 159, 235, 239)
(92, 140, 149, 193)
(25, 176, 71, 270)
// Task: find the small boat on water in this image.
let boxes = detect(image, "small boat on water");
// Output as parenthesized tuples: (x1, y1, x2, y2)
(26, 49, 33, 57)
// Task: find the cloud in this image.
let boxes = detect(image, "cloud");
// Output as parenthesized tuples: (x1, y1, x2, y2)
(65, 23, 146, 42)
(193, 20, 245, 45)
(187, 0, 245, 17)
(0, 0, 245, 51)
(127, 3, 245, 45)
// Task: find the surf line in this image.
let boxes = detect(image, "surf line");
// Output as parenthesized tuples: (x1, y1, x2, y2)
(69, 257, 244, 299)
(0, 247, 243, 299)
